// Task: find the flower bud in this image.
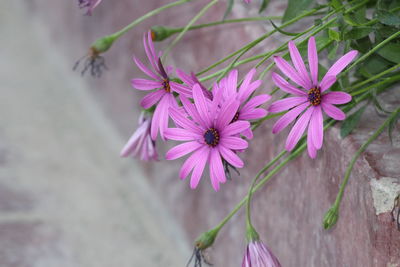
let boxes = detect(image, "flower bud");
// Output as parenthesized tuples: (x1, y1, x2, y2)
(91, 35, 116, 54)
(323, 206, 339, 230)
(150, 25, 179, 42)
(194, 228, 219, 250)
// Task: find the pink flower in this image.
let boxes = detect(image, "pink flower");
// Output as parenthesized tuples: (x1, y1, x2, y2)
(120, 112, 158, 161)
(268, 36, 357, 158)
(244, 0, 251, 3)
(242, 240, 281, 267)
(78, 0, 102, 15)
(165, 84, 250, 191)
(176, 69, 213, 100)
(131, 31, 191, 141)
(216, 69, 270, 139)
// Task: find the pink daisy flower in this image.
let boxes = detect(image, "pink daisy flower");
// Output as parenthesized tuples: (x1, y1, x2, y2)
(131, 31, 191, 141)
(120, 112, 157, 161)
(216, 69, 270, 139)
(176, 69, 213, 100)
(268, 36, 357, 158)
(242, 240, 281, 267)
(78, 0, 102, 15)
(165, 84, 250, 191)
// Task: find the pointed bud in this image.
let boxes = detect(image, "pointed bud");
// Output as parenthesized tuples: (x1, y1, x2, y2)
(91, 35, 116, 54)
(323, 206, 339, 230)
(150, 26, 179, 42)
(195, 228, 219, 250)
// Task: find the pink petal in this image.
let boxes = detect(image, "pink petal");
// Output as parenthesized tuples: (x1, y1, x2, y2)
(321, 50, 358, 85)
(221, 121, 250, 137)
(220, 137, 248, 150)
(179, 148, 201, 180)
(159, 94, 174, 140)
(170, 82, 192, 97)
(180, 96, 206, 129)
(120, 127, 147, 157)
(209, 148, 226, 191)
(218, 146, 244, 168)
(133, 56, 159, 80)
(309, 106, 323, 149)
(166, 141, 203, 160)
(288, 41, 311, 88)
(272, 102, 309, 134)
(241, 94, 271, 111)
(176, 68, 193, 86)
(268, 97, 308, 113)
(285, 106, 314, 151)
(143, 32, 158, 72)
(169, 107, 202, 133)
(272, 72, 307, 96)
(150, 99, 163, 140)
(322, 91, 352, 104)
(190, 147, 209, 189)
(140, 90, 165, 109)
(307, 128, 317, 159)
(238, 69, 256, 100)
(238, 80, 262, 102)
(193, 84, 211, 127)
(319, 75, 336, 92)
(164, 128, 200, 141)
(321, 103, 346, 120)
(308, 36, 319, 86)
(274, 56, 309, 90)
(131, 79, 162, 90)
(216, 99, 240, 128)
(242, 127, 254, 139)
(239, 108, 267, 120)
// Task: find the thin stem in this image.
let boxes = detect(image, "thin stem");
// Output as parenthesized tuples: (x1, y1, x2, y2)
(111, 0, 191, 40)
(162, 0, 218, 60)
(333, 107, 400, 208)
(350, 74, 400, 96)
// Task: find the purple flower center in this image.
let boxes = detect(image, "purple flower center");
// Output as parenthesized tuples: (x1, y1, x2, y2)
(308, 87, 321, 106)
(204, 128, 219, 147)
(163, 79, 171, 93)
(231, 111, 240, 123)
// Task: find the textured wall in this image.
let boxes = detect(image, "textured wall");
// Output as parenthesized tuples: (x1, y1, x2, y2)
(30, 0, 400, 266)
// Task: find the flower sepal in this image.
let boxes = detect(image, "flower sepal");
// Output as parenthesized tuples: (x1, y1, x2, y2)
(150, 25, 178, 42)
(91, 35, 117, 55)
(323, 205, 339, 230)
(195, 228, 219, 250)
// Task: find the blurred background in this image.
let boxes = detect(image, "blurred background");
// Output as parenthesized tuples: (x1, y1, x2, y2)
(1, 0, 399, 266)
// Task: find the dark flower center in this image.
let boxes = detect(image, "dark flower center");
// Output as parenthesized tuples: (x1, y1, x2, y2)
(308, 87, 321, 106)
(231, 111, 240, 123)
(204, 128, 219, 147)
(163, 79, 171, 93)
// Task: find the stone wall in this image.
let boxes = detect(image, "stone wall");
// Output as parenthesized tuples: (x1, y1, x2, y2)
(29, 0, 400, 266)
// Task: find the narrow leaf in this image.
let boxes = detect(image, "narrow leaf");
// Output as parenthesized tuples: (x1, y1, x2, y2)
(341, 105, 367, 138)
(223, 0, 234, 21)
(270, 20, 299, 36)
(259, 0, 270, 13)
(377, 43, 400, 64)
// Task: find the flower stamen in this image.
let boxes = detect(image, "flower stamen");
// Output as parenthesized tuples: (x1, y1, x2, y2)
(231, 111, 240, 123)
(163, 79, 171, 93)
(308, 87, 321, 106)
(204, 128, 219, 147)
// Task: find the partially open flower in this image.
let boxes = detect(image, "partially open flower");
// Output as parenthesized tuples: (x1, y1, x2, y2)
(242, 240, 281, 267)
(78, 0, 102, 15)
(120, 112, 158, 161)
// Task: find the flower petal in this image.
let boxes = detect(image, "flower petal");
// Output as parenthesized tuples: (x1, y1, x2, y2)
(239, 108, 267, 120)
(221, 121, 250, 137)
(226, 69, 238, 96)
(308, 36, 319, 86)
(166, 141, 203, 160)
(218, 146, 244, 168)
(169, 107, 202, 133)
(179, 149, 200, 180)
(272, 72, 307, 96)
(210, 148, 226, 191)
(309, 105, 323, 149)
(140, 90, 165, 109)
(321, 103, 346, 120)
(190, 147, 209, 189)
(164, 128, 200, 141)
(285, 106, 314, 151)
(216, 99, 240, 128)
(322, 91, 352, 104)
(241, 94, 271, 111)
(319, 75, 336, 92)
(170, 82, 192, 97)
(268, 97, 308, 113)
(241, 127, 254, 139)
(220, 136, 248, 150)
(193, 83, 211, 127)
(321, 50, 358, 85)
(288, 41, 311, 88)
(131, 79, 162, 90)
(307, 127, 317, 159)
(133, 56, 159, 80)
(272, 102, 309, 134)
(238, 68, 257, 101)
(274, 56, 309, 89)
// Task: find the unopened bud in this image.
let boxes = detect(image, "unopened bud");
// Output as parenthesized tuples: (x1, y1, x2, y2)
(323, 206, 339, 230)
(194, 228, 219, 250)
(91, 35, 116, 54)
(150, 25, 179, 42)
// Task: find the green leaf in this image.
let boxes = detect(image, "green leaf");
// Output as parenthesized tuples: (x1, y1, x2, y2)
(259, 0, 270, 13)
(359, 55, 392, 77)
(282, 0, 315, 23)
(341, 105, 367, 138)
(328, 42, 339, 60)
(222, 0, 234, 21)
(329, 0, 342, 10)
(376, 10, 400, 26)
(270, 20, 299, 36)
(328, 28, 340, 41)
(344, 27, 373, 40)
(377, 43, 400, 64)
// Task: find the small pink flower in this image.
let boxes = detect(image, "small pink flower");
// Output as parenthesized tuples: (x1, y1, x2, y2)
(131, 31, 191, 141)
(176, 69, 213, 100)
(268, 36, 357, 158)
(165, 84, 250, 191)
(120, 112, 158, 161)
(216, 69, 270, 139)
(78, 0, 102, 15)
(242, 240, 281, 267)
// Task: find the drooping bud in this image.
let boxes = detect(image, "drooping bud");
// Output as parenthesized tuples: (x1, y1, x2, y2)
(323, 206, 339, 230)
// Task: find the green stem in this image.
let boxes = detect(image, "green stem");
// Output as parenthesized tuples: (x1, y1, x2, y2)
(350, 74, 400, 96)
(251, 111, 286, 131)
(162, 0, 218, 61)
(341, 31, 400, 76)
(333, 108, 400, 209)
(111, 0, 191, 40)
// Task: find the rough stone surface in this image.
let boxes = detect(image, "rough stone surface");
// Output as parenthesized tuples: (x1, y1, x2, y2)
(21, 0, 400, 266)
